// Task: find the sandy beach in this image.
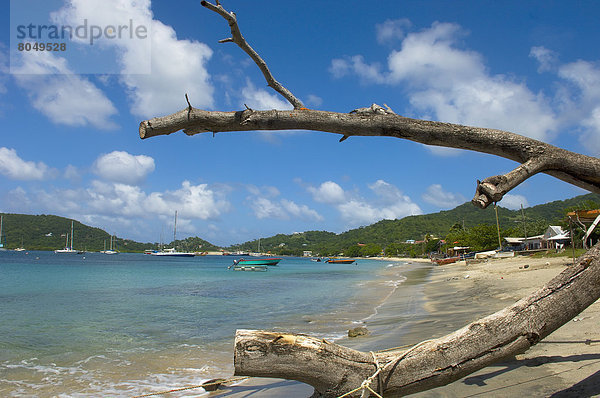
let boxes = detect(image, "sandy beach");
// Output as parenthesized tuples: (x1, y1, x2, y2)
(210, 254, 600, 397)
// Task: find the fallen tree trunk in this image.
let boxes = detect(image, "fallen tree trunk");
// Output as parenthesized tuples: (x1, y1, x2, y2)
(234, 243, 600, 397)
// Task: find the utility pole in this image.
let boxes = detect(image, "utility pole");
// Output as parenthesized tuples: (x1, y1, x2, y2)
(495, 204, 502, 250)
(521, 204, 528, 250)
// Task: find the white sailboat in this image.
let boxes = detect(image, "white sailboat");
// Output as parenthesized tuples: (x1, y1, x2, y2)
(101, 235, 119, 255)
(14, 237, 26, 252)
(151, 211, 195, 257)
(55, 221, 79, 253)
(0, 215, 5, 251)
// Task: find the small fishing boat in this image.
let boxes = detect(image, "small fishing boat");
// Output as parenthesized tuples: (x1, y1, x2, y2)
(433, 257, 459, 265)
(326, 258, 355, 264)
(236, 257, 282, 266)
(228, 257, 281, 271)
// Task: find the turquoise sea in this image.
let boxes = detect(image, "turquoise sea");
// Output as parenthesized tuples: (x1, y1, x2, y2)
(0, 251, 427, 397)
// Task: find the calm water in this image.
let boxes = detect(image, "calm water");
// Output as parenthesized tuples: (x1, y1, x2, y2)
(0, 251, 420, 397)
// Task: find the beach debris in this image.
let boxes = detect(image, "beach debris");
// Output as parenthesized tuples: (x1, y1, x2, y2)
(464, 274, 470, 279)
(348, 326, 369, 338)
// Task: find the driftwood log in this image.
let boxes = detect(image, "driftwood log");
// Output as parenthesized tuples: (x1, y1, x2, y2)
(140, 2, 600, 396)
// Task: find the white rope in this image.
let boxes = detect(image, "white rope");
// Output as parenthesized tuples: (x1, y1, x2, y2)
(337, 339, 436, 398)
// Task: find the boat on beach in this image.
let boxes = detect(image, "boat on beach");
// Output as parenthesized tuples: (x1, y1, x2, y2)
(326, 258, 355, 264)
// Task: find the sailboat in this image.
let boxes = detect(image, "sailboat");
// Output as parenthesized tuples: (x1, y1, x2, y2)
(0, 215, 6, 251)
(151, 211, 195, 257)
(101, 235, 119, 255)
(55, 221, 79, 253)
(14, 237, 26, 252)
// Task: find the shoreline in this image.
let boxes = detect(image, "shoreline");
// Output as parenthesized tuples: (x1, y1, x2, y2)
(212, 255, 600, 397)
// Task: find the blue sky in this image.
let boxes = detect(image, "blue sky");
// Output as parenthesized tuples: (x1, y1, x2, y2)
(1, 1, 599, 246)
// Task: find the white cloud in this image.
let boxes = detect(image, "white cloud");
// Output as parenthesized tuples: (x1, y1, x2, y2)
(0, 147, 56, 180)
(250, 197, 287, 220)
(246, 184, 280, 198)
(241, 79, 292, 110)
(329, 55, 385, 84)
(308, 181, 346, 204)
(529, 46, 558, 73)
(499, 194, 528, 210)
(331, 21, 557, 142)
(64, 165, 81, 181)
(306, 94, 323, 107)
(281, 199, 323, 221)
(308, 179, 421, 227)
(248, 187, 322, 221)
(555, 59, 600, 154)
(51, 0, 214, 119)
(422, 184, 466, 208)
(376, 19, 412, 44)
(122, 19, 214, 118)
(12, 51, 118, 129)
(93, 151, 155, 185)
(11, 180, 230, 222)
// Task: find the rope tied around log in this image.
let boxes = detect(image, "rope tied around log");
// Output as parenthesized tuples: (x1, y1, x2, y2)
(337, 339, 436, 398)
(337, 351, 384, 398)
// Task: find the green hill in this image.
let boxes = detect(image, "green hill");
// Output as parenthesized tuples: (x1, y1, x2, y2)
(2, 193, 598, 253)
(0, 213, 220, 252)
(228, 193, 600, 256)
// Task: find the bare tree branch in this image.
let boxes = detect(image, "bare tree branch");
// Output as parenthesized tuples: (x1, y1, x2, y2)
(139, 108, 600, 208)
(200, 0, 305, 109)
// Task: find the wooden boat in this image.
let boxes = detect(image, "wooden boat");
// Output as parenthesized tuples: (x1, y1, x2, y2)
(326, 258, 355, 264)
(433, 257, 459, 265)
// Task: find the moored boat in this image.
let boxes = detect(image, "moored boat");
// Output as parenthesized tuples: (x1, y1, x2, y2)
(233, 264, 268, 272)
(150, 248, 195, 257)
(236, 257, 281, 266)
(55, 221, 79, 254)
(326, 258, 355, 264)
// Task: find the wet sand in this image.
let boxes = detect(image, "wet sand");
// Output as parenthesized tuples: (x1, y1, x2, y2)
(210, 255, 600, 397)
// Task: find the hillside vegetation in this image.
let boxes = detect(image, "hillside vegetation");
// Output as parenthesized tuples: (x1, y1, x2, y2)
(228, 193, 600, 256)
(1, 193, 598, 253)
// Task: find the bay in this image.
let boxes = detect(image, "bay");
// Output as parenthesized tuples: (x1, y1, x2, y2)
(0, 251, 421, 397)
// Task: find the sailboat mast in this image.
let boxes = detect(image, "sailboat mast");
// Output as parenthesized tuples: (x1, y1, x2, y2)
(173, 210, 177, 243)
(0, 215, 3, 248)
(70, 221, 74, 251)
